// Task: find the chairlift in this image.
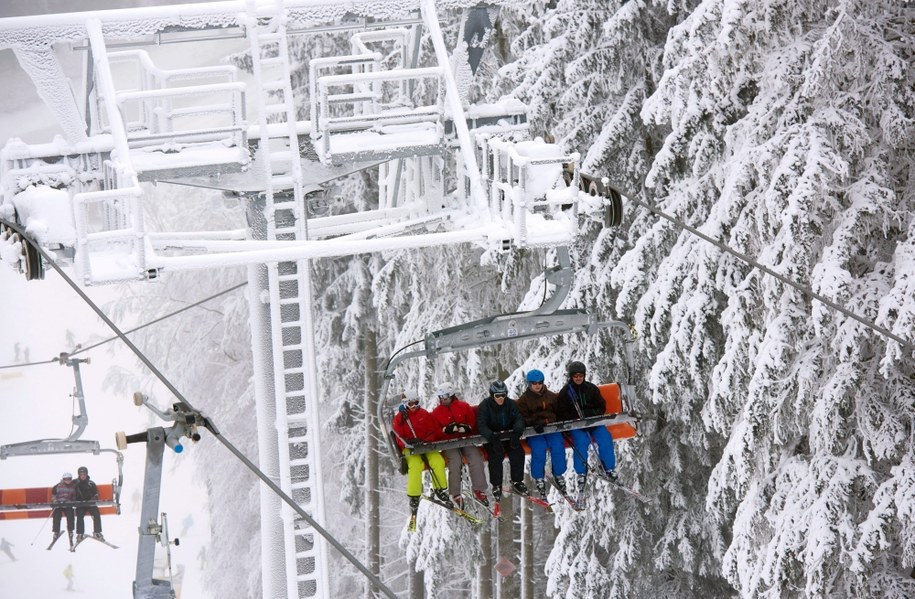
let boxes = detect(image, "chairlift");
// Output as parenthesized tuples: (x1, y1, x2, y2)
(0, 355, 124, 519)
(376, 246, 641, 466)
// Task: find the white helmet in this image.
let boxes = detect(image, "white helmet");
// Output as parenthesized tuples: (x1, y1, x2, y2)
(62, 472, 73, 479)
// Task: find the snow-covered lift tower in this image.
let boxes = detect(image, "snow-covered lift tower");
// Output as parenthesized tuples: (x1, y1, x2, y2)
(0, 1, 621, 597)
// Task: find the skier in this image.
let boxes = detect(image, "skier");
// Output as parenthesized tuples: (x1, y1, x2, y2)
(430, 383, 489, 507)
(0, 537, 15, 561)
(63, 563, 75, 591)
(74, 466, 104, 542)
(516, 369, 568, 498)
(557, 361, 617, 493)
(51, 472, 77, 548)
(476, 380, 527, 499)
(391, 391, 452, 514)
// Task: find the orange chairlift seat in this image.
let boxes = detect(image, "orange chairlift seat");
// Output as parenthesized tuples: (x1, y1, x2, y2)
(399, 381, 640, 460)
(0, 484, 119, 520)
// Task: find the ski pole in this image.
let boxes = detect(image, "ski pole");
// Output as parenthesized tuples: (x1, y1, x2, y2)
(29, 509, 54, 546)
(562, 430, 594, 475)
(419, 453, 446, 493)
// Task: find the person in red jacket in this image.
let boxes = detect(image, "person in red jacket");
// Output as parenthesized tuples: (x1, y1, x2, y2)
(430, 384, 489, 508)
(391, 391, 451, 515)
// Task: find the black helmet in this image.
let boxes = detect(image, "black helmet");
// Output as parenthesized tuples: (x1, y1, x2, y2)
(567, 361, 586, 377)
(489, 381, 508, 396)
(77, 466, 88, 475)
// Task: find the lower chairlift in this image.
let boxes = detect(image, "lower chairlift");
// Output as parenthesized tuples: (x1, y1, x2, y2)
(0, 354, 123, 521)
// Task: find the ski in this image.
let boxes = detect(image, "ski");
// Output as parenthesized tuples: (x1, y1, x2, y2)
(547, 478, 583, 511)
(591, 470, 652, 504)
(604, 480, 651, 504)
(72, 534, 118, 550)
(466, 493, 499, 519)
(407, 513, 417, 533)
(47, 532, 65, 550)
(422, 495, 485, 526)
(502, 486, 553, 512)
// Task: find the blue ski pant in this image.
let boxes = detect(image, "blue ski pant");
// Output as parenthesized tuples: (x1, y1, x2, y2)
(403, 449, 447, 497)
(527, 432, 568, 480)
(568, 426, 615, 474)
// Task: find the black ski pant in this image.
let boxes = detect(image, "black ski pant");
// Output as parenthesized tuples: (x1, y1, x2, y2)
(76, 505, 102, 535)
(52, 507, 74, 534)
(484, 439, 524, 488)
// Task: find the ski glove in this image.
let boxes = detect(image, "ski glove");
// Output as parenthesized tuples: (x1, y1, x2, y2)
(399, 405, 407, 415)
(443, 423, 457, 435)
(455, 424, 471, 434)
(533, 420, 545, 434)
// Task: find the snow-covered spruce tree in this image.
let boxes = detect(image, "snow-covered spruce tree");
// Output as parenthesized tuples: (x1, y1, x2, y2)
(104, 185, 261, 598)
(490, 1, 735, 597)
(614, 0, 915, 598)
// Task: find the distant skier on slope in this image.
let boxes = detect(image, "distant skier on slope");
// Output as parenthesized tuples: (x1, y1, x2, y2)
(0, 537, 15, 561)
(557, 361, 617, 494)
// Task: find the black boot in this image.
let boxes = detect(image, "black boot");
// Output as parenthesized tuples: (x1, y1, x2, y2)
(408, 495, 420, 513)
(432, 489, 453, 507)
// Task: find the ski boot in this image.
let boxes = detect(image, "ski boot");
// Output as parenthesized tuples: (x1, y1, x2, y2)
(576, 474, 587, 494)
(533, 478, 547, 498)
(451, 494, 464, 510)
(605, 469, 619, 482)
(93, 532, 105, 541)
(433, 488, 454, 508)
(409, 495, 421, 514)
(76, 534, 87, 543)
(491, 485, 503, 501)
(51, 531, 63, 543)
(473, 490, 490, 507)
(510, 480, 528, 496)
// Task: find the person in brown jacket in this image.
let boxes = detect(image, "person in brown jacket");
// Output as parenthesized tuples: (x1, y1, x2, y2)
(516, 369, 568, 497)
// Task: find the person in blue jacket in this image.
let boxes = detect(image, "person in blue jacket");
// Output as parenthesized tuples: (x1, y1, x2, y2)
(476, 380, 527, 499)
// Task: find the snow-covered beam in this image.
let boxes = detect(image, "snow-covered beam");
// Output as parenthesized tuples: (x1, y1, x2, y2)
(11, 46, 87, 144)
(0, 0, 513, 49)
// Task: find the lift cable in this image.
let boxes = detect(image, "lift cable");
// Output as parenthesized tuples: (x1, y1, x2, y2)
(0, 283, 247, 370)
(623, 193, 915, 356)
(0, 219, 399, 599)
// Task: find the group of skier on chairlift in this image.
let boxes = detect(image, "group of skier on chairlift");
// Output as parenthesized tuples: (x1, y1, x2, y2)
(49, 466, 105, 551)
(391, 360, 618, 518)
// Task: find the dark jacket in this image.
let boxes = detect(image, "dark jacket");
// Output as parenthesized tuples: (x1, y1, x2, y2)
(476, 395, 524, 442)
(75, 478, 99, 502)
(516, 386, 560, 426)
(557, 380, 605, 421)
(52, 480, 77, 503)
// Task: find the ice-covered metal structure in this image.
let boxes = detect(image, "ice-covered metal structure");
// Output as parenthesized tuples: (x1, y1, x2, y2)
(0, 1, 622, 597)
